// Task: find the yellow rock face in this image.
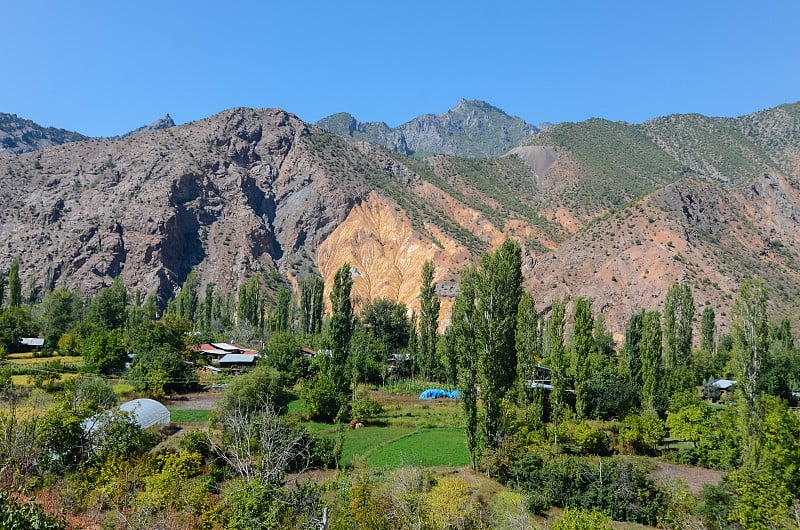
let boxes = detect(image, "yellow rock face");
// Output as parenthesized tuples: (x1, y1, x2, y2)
(317, 192, 443, 313)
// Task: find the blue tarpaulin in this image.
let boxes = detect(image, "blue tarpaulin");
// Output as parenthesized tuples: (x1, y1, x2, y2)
(419, 389, 461, 400)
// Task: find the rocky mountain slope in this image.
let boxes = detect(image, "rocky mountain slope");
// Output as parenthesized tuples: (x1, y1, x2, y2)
(317, 99, 539, 157)
(2, 101, 800, 337)
(0, 113, 89, 155)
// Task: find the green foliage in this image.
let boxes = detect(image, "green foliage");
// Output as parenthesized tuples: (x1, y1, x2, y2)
(552, 507, 612, 530)
(572, 422, 611, 456)
(91, 410, 160, 463)
(582, 366, 639, 420)
(329, 263, 354, 394)
(217, 365, 289, 416)
(84, 276, 128, 331)
(619, 409, 665, 456)
(640, 310, 663, 411)
(701, 306, 716, 354)
(271, 285, 292, 333)
(732, 279, 769, 443)
(452, 264, 479, 469)
(666, 391, 711, 448)
(572, 297, 594, 419)
(548, 298, 568, 442)
(37, 287, 79, 350)
(512, 454, 663, 525)
(418, 260, 440, 381)
(663, 282, 695, 394)
(264, 331, 309, 383)
(0, 493, 66, 529)
(81, 329, 127, 375)
(300, 274, 324, 335)
(350, 395, 384, 423)
(301, 368, 346, 422)
(126, 345, 197, 397)
(0, 306, 36, 353)
(8, 260, 21, 307)
(237, 276, 263, 329)
(515, 292, 542, 406)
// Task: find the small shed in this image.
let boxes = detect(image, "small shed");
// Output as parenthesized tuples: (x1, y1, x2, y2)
(218, 353, 259, 369)
(21, 337, 45, 348)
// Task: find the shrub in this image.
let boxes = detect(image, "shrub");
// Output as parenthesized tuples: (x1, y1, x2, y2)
(350, 395, 384, 423)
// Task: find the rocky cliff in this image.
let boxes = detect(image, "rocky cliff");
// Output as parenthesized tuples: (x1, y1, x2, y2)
(318, 99, 539, 157)
(2, 102, 800, 336)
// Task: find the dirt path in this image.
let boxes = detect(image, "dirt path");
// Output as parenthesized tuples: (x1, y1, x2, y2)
(648, 461, 724, 494)
(164, 391, 222, 410)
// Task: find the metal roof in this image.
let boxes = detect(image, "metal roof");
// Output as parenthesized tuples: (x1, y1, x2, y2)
(21, 337, 45, 346)
(219, 353, 258, 364)
(211, 342, 240, 351)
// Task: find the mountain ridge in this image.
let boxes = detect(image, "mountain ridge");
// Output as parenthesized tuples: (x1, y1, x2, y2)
(2, 101, 800, 337)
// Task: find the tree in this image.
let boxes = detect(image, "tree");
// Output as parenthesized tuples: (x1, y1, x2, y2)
(0, 268, 6, 307)
(38, 287, 79, 349)
(264, 332, 308, 383)
(640, 311, 663, 411)
(731, 279, 769, 451)
(174, 270, 199, 325)
(300, 274, 324, 335)
(360, 297, 410, 355)
(666, 391, 710, 448)
(271, 285, 291, 333)
(620, 310, 644, 386)
(552, 507, 612, 530)
(572, 296, 594, 419)
(477, 238, 523, 448)
(548, 298, 568, 445)
(701, 306, 716, 355)
(453, 264, 479, 470)
(328, 263, 354, 396)
(81, 329, 127, 375)
(85, 276, 128, 331)
(515, 292, 541, 406)
(663, 282, 695, 394)
(238, 276, 263, 329)
(0, 306, 37, 353)
(8, 260, 21, 307)
(418, 260, 440, 381)
(127, 345, 196, 397)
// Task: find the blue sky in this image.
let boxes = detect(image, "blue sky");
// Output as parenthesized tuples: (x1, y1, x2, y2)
(4, 0, 799, 137)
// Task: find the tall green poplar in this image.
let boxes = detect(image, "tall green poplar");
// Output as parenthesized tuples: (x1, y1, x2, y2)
(572, 297, 594, 419)
(418, 260, 440, 381)
(453, 265, 479, 470)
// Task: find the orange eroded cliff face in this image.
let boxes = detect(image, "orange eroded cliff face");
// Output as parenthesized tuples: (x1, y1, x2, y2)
(317, 192, 449, 313)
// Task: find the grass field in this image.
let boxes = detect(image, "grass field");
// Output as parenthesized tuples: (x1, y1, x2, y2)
(168, 408, 211, 424)
(287, 391, 468, 469)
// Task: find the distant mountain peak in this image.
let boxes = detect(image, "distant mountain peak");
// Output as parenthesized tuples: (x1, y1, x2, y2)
(121, 114, 176, 138)
(318, 100, 539, 157)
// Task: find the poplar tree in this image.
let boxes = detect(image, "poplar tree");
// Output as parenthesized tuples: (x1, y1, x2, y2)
(663, 282, 695, 394)
(418, 260, 440, 381)
(621, 310, 645, 387)
(548, 298, 567, 446)
(572, 297, 594, 419)
(203, 282, 214, 333)
(701, 306, 716, 354)
(0, 269, 6, 307)
(300, 274, 324, 335)
(732, 279, 769, 445)
(515, 292, 541, 406)
(328, 263, 354, 395)
(452, 265, 479, 470)
(641, 310, 663, 410)
(175, 271, 199, 324)
(272, 285, 291, 333)
(8, 260, 21, 307)
(477, 238, 523, 448)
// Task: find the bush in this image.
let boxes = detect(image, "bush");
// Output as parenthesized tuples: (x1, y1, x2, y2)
(573, 423, 611, 456)
(350, 395, 384, 423)
(0, 494, 66, 529)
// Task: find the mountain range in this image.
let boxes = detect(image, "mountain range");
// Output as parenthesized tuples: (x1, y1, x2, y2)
(1, 100, 799, 338)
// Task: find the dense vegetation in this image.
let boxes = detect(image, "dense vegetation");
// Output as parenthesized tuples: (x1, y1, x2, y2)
(1, 245, 799, 529)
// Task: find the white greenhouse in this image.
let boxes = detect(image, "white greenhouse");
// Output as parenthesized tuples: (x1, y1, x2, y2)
(119, 398, 171, 429)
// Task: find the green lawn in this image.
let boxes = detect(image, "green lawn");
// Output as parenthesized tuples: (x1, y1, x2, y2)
(168, 409, 211, 424)
(366, 427, 469, 468)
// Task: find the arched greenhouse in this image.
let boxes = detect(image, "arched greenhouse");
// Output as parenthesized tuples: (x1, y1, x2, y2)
(119, 398, 171, 429)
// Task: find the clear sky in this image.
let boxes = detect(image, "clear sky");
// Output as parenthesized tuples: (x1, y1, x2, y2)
(4, 0, 799, 137)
